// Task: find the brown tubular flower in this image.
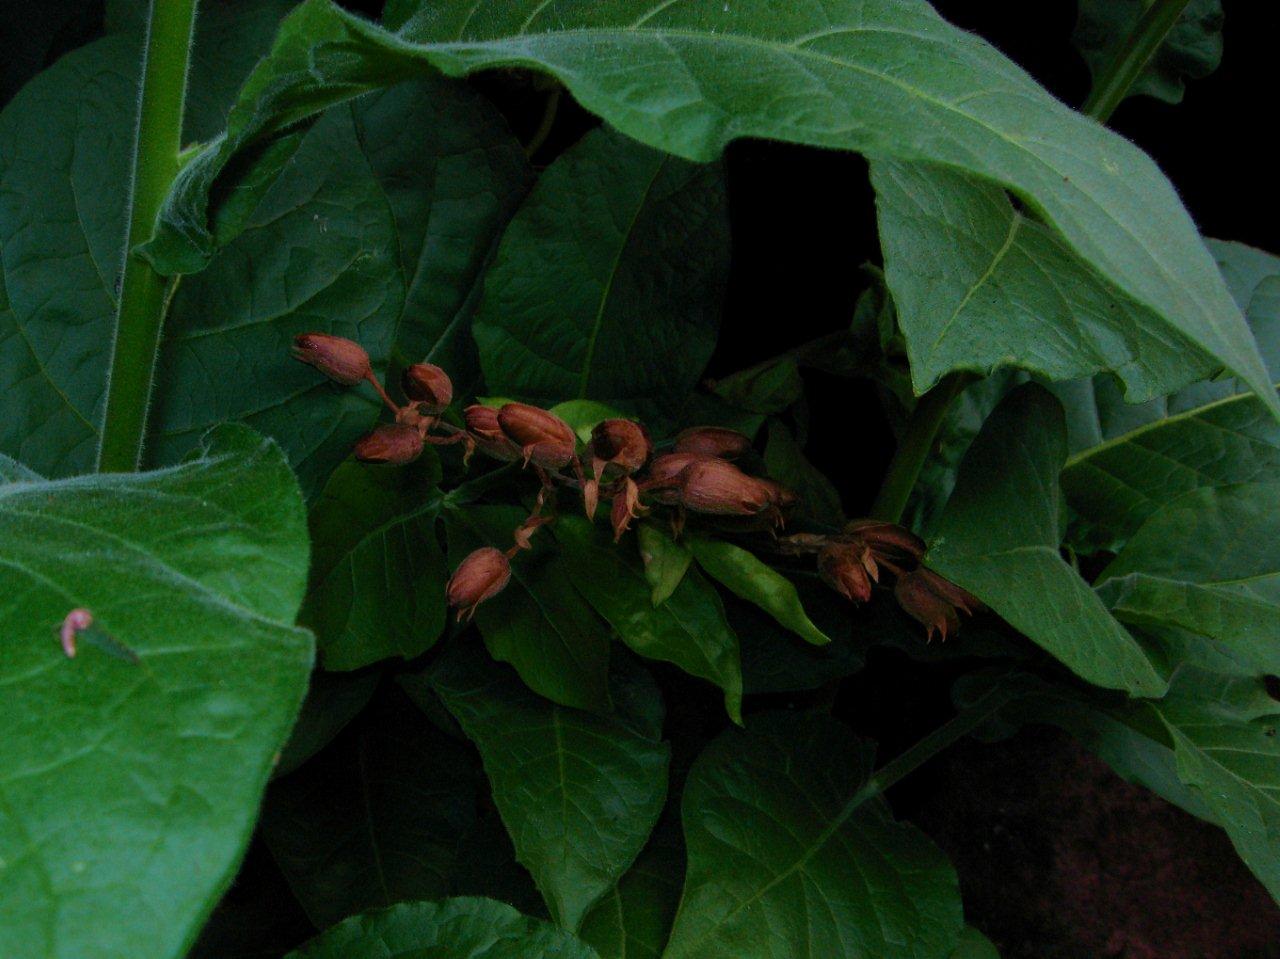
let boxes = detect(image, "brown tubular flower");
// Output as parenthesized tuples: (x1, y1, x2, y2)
(497, 403, 577, 470)
(818, 540, 876, 603)
(590, 419, 652, 478)
(894, 567, 983, 641)
(446, 547, 511, 621)
(464, 405, 521, 462)
(401, 363, 453, 412)
(672, 457, 775, 516)
(673, 426, 753, 460)
(353, 423, 424, 464)
(291, 332, 372, 386)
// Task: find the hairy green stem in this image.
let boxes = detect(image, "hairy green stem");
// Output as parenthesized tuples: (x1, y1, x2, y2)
(97, 0, 198, 472)
(870, 372, 974, 525)
(1083, 0, 1194, 122)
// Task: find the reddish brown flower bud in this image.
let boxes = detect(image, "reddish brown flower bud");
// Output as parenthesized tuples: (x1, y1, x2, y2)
(643, 452, 708, 491)
(894, 567, 982, 641)
(844, 519, 925, 566)
(401, 363, 453, 412)
(464, 405, 521, 462)
(673, 426, 753, 460)
(590, 419, 652, 477)
(353, 423, 424, 464)
(673, 458, 775, 516)
(498, 403, 577, 470)
(446, 547, 511, 621)
(291, 333, 371, 386)
(819, 541, 876, 604)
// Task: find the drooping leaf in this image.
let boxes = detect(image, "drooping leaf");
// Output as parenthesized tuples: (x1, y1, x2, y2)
(301, 456, 448, 670)
(552, 516, 743, 724)
(261, 687, 479, 929)
(1094, 482, 1280, 676)
(426, 642, 670, 931)
(474, 125, 730, 422)
(580, 816, 684, 959)
(871, 159, 1217, 399)
(926, 384, 1166, 697)
(141, 0, 1280, 427)
(663, 712, 963, 959)
(443, 505, 611, 712)
(687, 535, 830, 646)
(285, 897, 603, 959)
(0, 426, 313, 959)
(636, 523, 693, 607)
(1075, 0, 1224, 107)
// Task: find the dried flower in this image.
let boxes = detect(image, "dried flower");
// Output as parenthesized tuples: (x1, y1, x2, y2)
(610, 476, 647, 540)
(446, 547, 511, 621)
(673, 426, 753, 460)
(894, 567, 982, 641)
(353, 423, 424, 464)
(843, 519, 925, 567)
(498, 403, 578, 470)
(401, 363, 453, 412)
(464, 405, 521, 462)
(819, 541, 876, 603)
(590, 419, 652, 477)
(291, 333, 371, 386)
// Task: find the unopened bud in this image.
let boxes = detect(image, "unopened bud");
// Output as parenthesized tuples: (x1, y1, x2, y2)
(464, 405, 521, 462)
(641, 452, 709, 500)
(590, 419, 652, 477)
(894, 567, 982, 642)
(401, 363, 453, 412)
(446, 547, 511, 621)
(674, 458, 774, 516)
(673, 426, 752, 460)
(291, 333, 371, 386)
(498, 403, 577, 470)
(353, 423, 423, 464)
(844, 519, 925, 566)
(819, 541, 875, 604)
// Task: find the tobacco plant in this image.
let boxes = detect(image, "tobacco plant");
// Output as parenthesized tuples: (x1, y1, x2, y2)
(0, 1, 1275, 957)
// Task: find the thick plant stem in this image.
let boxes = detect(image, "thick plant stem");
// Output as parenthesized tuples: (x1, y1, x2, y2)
(97, 0, 198, 473)
(1082, 0, 1194, 123)
(870, 372, 973, 525)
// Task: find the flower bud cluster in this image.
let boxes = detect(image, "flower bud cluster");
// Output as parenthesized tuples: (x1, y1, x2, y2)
(292, 333, 978, 638)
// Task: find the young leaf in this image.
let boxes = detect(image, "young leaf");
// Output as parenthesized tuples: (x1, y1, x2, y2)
(926, 384, 1167, 697)
(552, 516, 743, 724)
(663, 712, 963, 959)
(636, 523, 693, 607)
(0, 426, 313, 959)
(579, 815, 683, 959)
(285, 897, 603, 959)
(261, 688, 478, 929)
(302, 457, 448, 670)
(443, 505, 612, 713)
(427, 643, 671, 932)
(142, 0, 1280, 426)
(687, 535, 831, 646)
(1095, 482, 1280, 675)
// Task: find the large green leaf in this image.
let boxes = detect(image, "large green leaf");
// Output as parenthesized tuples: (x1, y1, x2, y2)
(871, 159, 1216, 399)
(261, 687, 478, 928)
(663, 712, 963, 959)
(142, 0, 1280, 425)
(552, 516, 743, 724)
(428, 643, 670, 931)
(301, 457, 448, 670)
(1095, 482, 1280, 675)
(286, 897, 603, 958)
(443, 505, 612, 712)
(580, 817, 683, 959)
(0, 426, 313, 959)
(1075, 0, 1224, 107)
(926, 385, 1166, 697)
(474, 125, 729, 420)
(950, 927, 1000, 959)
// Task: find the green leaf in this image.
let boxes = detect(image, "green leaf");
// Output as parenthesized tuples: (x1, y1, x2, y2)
(926, 384, 1166, 697)
(285, 897, 603, 959)
(1075, 0, 1223, 106)
(687, 535, 830, 646)
(636, 523, 693, 607)
(951, 927, 1000, 959)
(301, 456, 448, 670)
(580, 816, 684, 959)
(143, 0, 1280, 426)
(871, 159, 1218, 400)
(711, 358, 804, 415)
(274, 668, 380, 777)
(1095, 482, 1280, 675)
(474, 125, 729, 421)
(0, 426, 313, 959)
(552, 516, 743, 724)
(443, 505, 612, 713)
(261, 687, 478, 929)
(427, 642, 671, 932)
(663, 712, 963, 959)
(763, 418, 844, 524)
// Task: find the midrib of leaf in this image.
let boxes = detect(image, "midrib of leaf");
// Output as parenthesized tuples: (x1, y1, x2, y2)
(577, 154, 667, 399)
(929, 212, 1024, 351)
